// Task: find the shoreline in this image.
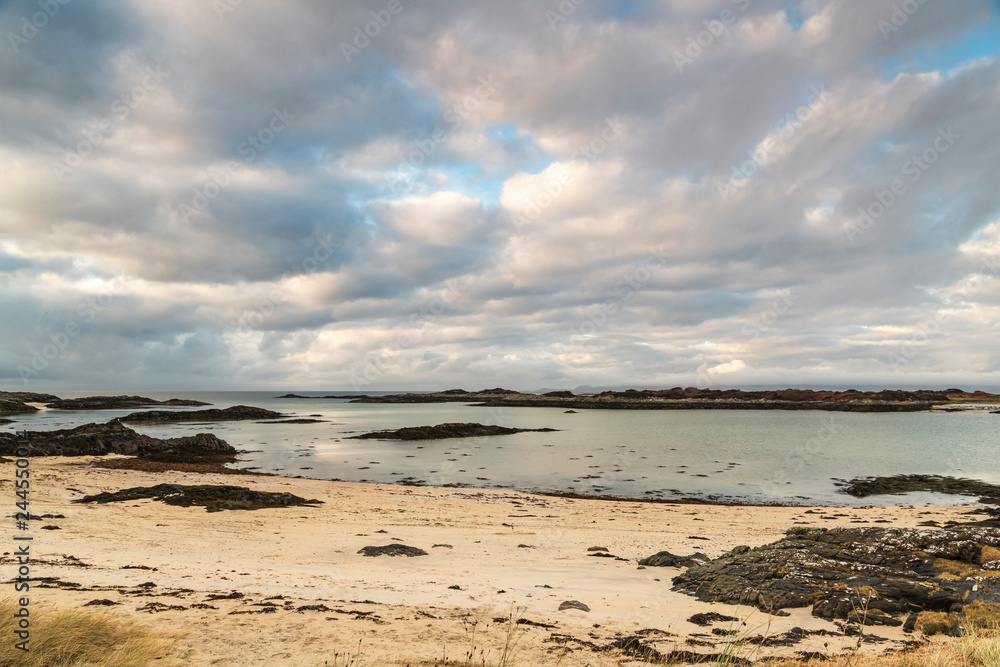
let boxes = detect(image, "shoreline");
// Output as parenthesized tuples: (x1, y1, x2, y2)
(2, 456, 985, 665)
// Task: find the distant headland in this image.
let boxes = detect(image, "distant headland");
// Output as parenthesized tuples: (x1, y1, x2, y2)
(284, 387, 1000, 413)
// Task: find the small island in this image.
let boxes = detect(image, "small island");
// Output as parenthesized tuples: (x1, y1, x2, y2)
(118, 405, 284, 423)
(348, 422, 558, 441)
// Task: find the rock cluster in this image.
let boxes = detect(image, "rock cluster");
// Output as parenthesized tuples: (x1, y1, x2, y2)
(672, 527, 1000, 624)
(0, 422, 236, 462)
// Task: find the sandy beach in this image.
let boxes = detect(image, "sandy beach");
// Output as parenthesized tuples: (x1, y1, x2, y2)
(1, 456, 980, 665)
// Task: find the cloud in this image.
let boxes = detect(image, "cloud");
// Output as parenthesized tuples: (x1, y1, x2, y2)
(0, 0, 998, 390)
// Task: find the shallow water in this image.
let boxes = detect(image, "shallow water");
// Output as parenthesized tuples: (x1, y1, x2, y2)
(7, 390, 1000, 506)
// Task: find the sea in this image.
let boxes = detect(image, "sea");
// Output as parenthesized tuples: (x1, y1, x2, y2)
(7, 390, 1000, 507)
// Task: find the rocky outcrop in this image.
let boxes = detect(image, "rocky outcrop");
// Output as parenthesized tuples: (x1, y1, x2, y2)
(0, 422, 237, 462)
(638, 550, 709, 568)
(671, 527, 1000, 624)
(47, 396, 210, 410)
(0, 391, 60, 415)
(844, 475, 1000, 503)
(348, 422, 557, 441)
(119, 405, 282, 422)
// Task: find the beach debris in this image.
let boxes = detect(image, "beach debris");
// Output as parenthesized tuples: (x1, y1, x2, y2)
(73, 484, 323, 512)
(136, 602, 186, 613)
(358, 544, 428, 557)
(558, 600, 590, 612)
(205, 592, 244, 600)
(687, 612, 739, 626)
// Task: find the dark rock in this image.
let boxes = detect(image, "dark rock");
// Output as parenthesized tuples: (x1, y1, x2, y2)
(256, 419, 326, 424)
(74, 484, 323, 512)
(47, 396, 210, 410)
(844, 474, 1000, 500)
(358, 544, 428, 557)
(83, 599, 119, 606)
(587, 546, 609, 552)
(638, 550, 703, 568)
(558, 600, 590, 612)
(0, 399, 38, 415)
(0, 422, 237, 463)
(0, 391, 62, 415)
(348, 422, 557, 441)
(687, 612, 739, 626)
(672, 527, 1000, 623)
(0, 418, 14, 425)
(119, 405, 282, 422)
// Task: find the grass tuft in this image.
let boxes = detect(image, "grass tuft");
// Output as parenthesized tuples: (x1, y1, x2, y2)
(0, 598, 179, 667)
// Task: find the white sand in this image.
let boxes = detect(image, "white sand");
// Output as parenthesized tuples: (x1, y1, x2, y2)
(2, 456, 975, 666)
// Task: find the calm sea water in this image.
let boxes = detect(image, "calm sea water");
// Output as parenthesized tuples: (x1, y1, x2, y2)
(7, 390, 1000, 506)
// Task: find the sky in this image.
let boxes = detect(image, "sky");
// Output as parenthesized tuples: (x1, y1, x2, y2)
(1, 0, 999, 392)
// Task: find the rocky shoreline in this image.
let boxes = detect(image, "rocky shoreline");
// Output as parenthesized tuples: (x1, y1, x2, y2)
(0, 421, 238, 463)
(342, 387, 1000, 412)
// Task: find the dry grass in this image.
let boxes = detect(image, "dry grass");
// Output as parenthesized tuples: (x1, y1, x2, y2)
(0, 598, 181, 667)
(978, 546, 1000, 566)
(766, 621, 1000, 667)
(934, 559, 1000, 580)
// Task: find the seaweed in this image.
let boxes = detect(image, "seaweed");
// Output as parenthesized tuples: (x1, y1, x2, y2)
(73, 484, 323, 512)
